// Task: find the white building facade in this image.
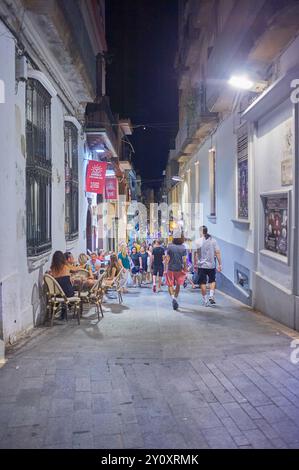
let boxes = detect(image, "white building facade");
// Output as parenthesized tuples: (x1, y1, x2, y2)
(167, 0, 299, 331)
(0, 0, 108, 351)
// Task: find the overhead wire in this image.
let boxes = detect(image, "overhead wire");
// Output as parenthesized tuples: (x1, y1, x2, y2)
(86, 120, 178, 130)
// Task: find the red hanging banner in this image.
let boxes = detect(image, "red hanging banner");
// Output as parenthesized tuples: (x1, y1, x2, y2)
(105, 177, 118, 200)
(86, 161, 107, 194)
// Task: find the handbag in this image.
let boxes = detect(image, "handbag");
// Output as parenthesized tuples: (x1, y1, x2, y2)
(126, 271, 134, 287)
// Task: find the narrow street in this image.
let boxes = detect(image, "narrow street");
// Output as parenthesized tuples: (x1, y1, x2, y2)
(1, 287, 299, 449)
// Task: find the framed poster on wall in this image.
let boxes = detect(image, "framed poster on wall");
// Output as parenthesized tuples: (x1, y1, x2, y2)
(261, 192, 289, 258)
(238, 159, 249, 219)
(237, 123, 249, 220)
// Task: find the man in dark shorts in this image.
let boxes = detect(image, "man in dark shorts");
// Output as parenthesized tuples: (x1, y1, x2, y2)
(152, 239, 165, 293)
(165, 236, 187, 310)
(198, 226, 222, 306)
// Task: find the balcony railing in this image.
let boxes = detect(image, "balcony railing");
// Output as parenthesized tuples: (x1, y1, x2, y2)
(175, 86, 218, 158)
(85, 96, 118, 153)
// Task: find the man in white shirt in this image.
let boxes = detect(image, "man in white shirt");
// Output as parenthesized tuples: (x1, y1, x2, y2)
(86, 252, 101, 276)
(197, 226, 222, 306)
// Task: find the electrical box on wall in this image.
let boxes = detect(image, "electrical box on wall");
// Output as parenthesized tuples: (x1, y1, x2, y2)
(16, 55, 28, 82)
(234, 262, 251, 296)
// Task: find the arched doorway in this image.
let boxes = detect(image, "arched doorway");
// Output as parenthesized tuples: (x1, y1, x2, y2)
(86, 208, 92, 253)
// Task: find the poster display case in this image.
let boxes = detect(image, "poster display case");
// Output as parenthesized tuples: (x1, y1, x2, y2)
(261, 192, 290, 259)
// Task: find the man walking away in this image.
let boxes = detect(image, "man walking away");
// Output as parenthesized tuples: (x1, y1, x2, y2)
(198, 226, 222, 306)
(152, 240, 165, 293)
(165, 236, 187, 310)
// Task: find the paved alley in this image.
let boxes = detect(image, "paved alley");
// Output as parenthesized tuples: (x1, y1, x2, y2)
(0, 287, 299, 449)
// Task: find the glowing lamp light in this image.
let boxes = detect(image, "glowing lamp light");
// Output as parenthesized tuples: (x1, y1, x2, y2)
(228, 75, 254, 90)
(96, 148, 105, 153)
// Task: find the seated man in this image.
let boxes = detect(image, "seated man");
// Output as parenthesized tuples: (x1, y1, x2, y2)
(64, 251, 79, 273)
(86, 252, 101, 277)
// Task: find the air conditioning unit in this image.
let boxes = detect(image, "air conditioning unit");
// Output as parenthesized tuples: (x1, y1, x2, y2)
(16, 55, 28, 82)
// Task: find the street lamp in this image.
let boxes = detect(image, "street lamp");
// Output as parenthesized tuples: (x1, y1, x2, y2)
(228, 74, 268, 93)
(228, 75, 254, 90)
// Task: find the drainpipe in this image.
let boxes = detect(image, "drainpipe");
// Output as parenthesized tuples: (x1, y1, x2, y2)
(252, 120, 259, 309)
(96, 53, 103, 101)
(293, 102, 299, 330)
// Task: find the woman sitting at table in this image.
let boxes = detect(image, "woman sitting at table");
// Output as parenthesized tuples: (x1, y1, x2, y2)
(103, 253, 121, 290)
(78, 253, 88, 269)
(49, 251, 74, 320)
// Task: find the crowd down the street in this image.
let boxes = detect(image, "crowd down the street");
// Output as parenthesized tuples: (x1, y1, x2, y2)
(46, 226, 222, 315)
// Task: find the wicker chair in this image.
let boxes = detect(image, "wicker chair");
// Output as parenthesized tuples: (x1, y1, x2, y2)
(44, 274, 81, 326)
(105, 267, 124, 304)
(79, 270, 107, 320)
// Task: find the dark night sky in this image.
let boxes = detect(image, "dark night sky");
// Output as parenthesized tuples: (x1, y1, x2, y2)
(106, 0, 178, 190)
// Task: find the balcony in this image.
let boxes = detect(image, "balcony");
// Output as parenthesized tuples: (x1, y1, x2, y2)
(19, 0, 99, 104)
(85, 96, 118, 156)
(177, 22, 201, 89)
(175, 87, 218, 161)
(175, 114, 218, 162)
(179, 26, 201, 69)
(204, 1, 299, 112)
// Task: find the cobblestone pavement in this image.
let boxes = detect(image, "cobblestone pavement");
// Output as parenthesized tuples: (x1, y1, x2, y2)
(0, 286, 299, 449)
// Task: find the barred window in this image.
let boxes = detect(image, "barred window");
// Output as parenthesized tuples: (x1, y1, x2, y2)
(26, 78, 52, 256)
(237, 124, 249, 220)
(64, 121, 79, 240)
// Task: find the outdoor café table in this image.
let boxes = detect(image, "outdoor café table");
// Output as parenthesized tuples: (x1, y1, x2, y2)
(71, 273, 91, 294)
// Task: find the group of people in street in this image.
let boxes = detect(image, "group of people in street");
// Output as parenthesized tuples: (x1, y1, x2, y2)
(116, 226, 222, 310)
(47, 225, 222, 317)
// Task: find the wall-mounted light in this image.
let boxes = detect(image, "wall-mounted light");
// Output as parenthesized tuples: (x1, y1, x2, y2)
(228, 75, 254, 90)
